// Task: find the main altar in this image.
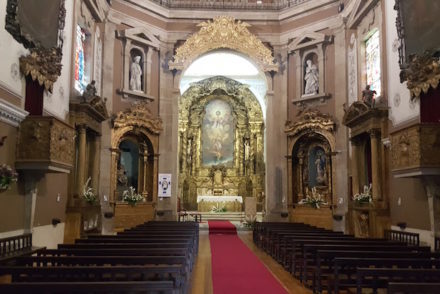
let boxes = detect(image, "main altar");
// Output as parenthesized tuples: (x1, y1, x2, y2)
(197, 195, 243, 212)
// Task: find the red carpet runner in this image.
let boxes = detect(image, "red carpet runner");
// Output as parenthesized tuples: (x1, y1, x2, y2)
(208, 221, 288, 294)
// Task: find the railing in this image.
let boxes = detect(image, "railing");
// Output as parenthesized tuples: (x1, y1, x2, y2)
(384, 229, 420, 247)
(0, 233, 32, 256)
(148, 0, 311, 10)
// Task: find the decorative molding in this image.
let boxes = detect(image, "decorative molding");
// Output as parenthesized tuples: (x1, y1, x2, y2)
(292, 93, 331, 106)
(112, 102, 163, 137)
(116, 27, 161, 49)
(342, 101, 388, 128)
(390, 123, 440, 176)
(15, 116, 75, 173)
(0, 98, 28, 127)
(168, 16, 278, 72)
(19, 47, 63, 93)
(400, 51, 440, 99)
(285, 109, 335, 137)
(287, 31, 331, 53)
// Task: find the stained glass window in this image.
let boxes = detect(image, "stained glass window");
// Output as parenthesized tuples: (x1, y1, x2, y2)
(365, 31, 381, 96)
(74, 25, 87, 94)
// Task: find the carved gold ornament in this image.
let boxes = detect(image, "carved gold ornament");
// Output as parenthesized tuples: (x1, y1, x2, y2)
(112, 102, 163, 135)
(169, 16, 278, 72)
(402, 52, 440, 99)
(285, 110, 335, 137)
(19, 47, 62, 92)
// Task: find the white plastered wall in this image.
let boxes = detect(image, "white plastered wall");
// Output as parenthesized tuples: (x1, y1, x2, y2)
(384, 0, 419, 126)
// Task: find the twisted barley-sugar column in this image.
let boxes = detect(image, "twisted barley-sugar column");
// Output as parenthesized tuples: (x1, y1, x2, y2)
(76, 125, 87, 197)
(369, 129, 382, 200)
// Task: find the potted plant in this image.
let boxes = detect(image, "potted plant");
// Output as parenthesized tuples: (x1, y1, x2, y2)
(298, 187, 327, 209)
(0, 164, 18, 193)
(122, 186, 144, 206)
(82, 177, 97, 204)
(353, 184, 372, 205)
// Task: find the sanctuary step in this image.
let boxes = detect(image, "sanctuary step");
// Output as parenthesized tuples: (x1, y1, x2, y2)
(200, 212, 245, 222)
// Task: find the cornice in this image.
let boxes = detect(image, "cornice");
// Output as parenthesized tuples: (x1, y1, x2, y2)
(0, 98, 28, 127)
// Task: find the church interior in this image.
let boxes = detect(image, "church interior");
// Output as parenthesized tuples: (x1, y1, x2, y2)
(0, 0, 440, 293)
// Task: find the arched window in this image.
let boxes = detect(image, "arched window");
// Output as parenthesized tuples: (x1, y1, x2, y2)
(365, 31, 381, 96)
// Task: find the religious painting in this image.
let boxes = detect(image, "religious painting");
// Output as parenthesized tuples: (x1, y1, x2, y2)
(202, 99, 235, 166)
(308, 146, 327, 188)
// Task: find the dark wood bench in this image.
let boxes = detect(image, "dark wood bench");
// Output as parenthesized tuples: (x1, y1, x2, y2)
(0, 281, 175, 293)
(330, 257, 440, 294)
(356, 268, 440, 294)
(300, 244, 427, 285)
(388, 282, 440, 294)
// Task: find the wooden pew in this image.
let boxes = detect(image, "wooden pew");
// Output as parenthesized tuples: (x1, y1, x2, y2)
(388, 282, 440, 294)
(330, 256, 440, 294)
(356, 268, 440, 294)
(0, 281, 175, 293)
(300, 243, 427, 285)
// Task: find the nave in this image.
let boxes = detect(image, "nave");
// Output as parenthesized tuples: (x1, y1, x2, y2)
(1, 220, 440, 293)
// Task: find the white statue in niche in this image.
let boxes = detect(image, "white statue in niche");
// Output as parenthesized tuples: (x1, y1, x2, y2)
(130, 55, 142, 91)
(304, 59, 319, 95)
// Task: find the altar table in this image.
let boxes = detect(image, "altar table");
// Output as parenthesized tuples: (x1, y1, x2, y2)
(197, 196, 243, 212)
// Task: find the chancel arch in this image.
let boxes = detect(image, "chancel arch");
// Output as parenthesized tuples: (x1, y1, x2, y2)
(178, 76, 265, 212)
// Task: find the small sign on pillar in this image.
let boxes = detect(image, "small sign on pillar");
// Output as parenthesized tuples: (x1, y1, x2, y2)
(158, 174, 171, 198)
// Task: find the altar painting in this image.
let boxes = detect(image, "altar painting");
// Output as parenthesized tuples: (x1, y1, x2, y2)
(202, 99, 234, 166)
(308, 146, 327, 188)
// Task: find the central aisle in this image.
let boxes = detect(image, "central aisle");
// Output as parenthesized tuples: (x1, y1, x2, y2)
(208, 221, 288, 294)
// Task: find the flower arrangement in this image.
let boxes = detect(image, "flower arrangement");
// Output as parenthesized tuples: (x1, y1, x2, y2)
(82, 177, 97, 204)
(298, 187, 328, 209)
(0, 164, 18, 192)
(353, 184, 372, 204)
(211, 203, 227, 213)
(123, 186, 144, 206)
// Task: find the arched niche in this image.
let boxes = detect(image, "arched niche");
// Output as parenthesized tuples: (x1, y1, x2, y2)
(110, 102, 162, 204)
(291, 132, 332, 204)
(285, 110, 336, 206)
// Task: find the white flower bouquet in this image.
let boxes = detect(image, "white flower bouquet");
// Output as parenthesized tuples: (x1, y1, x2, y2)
(353, 184, 372, 204)
(82, 177, 97, 204)
(298, 187, 328, 209)
(123, 186, 144, 206)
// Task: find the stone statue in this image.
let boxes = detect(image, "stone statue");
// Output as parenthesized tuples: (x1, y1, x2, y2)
(362, 85, 377, 106)
(130, 56, 142, 91)
(304, 59, 319, 95)
(82, 80, 97, 102)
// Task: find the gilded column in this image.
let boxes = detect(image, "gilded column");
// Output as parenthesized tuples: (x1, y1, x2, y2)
(142, 148, 149, 198)
(298, 153, 304, 199)
(110, 148, 120, 203)
(370, 129, 382, 200)
(351, 137, 361, 196)
(91, 135, 101, 195)
(76, 125, 87, 197)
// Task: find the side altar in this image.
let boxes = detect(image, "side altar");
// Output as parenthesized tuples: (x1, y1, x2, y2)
(197, 195, 243, 212)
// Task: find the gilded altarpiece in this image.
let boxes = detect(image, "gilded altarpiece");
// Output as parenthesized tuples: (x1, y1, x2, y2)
(285, 110, 335, 229)
(178, 76, 265, 211)
(110, 102, 162, 230)
(343, 101, 390, 238)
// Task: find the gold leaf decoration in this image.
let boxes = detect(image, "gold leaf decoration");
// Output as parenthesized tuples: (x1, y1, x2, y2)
(169, 16, 278, 72)
(403, 51, 440, 99)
